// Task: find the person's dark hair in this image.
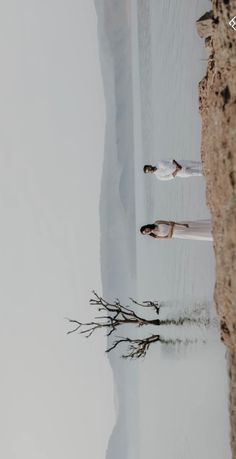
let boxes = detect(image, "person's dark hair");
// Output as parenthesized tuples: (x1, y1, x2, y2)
(140, 224, 156, 234)
(143, 165, 153, 173)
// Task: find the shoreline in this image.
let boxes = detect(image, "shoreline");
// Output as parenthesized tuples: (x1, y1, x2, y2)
(197, 0, 236, 456)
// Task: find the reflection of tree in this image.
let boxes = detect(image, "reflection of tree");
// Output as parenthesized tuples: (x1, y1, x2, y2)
(67, 291, 206, 359)
(107, 335, 161, 359)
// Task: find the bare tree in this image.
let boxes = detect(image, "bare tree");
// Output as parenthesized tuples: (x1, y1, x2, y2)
(67, 291, 204, 359)
(67, 291, 162, 339)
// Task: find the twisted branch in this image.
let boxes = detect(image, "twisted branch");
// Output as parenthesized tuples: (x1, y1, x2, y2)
(67, 291, 161, 337)
(107, 335, 160, 359)
(67, 292, 209, 359)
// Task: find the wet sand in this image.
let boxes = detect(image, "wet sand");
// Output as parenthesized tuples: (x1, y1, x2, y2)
(197, 0, 236, 456)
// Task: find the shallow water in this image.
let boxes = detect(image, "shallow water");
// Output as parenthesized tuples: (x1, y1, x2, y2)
(97, 0, 231, 457)
(131, 1, 231, 458)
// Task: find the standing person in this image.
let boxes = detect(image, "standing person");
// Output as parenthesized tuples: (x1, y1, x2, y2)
(143, 160, 203, 180)
(140, 219, 212, 241)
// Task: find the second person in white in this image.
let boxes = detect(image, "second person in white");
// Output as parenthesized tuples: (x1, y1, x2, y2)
(143, 160, 203, 181)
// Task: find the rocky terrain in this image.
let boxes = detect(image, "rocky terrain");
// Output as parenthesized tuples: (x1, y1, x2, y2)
(197, 1, 236, 456)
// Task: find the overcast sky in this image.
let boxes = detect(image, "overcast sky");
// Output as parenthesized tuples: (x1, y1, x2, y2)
(0, 1, 115, 458)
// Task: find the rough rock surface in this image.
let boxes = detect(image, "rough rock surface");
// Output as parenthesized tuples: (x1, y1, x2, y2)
(196, 10, 214, 38)
(197, 0, 236, 456)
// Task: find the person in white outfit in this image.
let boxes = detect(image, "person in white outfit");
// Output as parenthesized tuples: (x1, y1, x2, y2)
(143, 160, 203, 181)
(140, 219, 213, 242)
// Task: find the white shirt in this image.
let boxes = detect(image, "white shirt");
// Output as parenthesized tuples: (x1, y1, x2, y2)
(154, 160, 203, 180)
(154, 160, 176, 181)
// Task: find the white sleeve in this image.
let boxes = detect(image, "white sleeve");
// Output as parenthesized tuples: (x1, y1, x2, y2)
(157, 160, 170, 168)
(156, 160, 175, 174)
(155, 174, 174, 181)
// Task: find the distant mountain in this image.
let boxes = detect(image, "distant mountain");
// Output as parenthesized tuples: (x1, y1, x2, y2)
(94, 0, 137, 299)
(94, 1, 139, 459)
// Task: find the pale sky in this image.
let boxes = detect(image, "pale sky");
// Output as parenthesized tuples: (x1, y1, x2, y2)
(0, 1, 115, 458)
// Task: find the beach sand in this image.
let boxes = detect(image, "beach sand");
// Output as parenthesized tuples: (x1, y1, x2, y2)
(197, 0, 236, 456)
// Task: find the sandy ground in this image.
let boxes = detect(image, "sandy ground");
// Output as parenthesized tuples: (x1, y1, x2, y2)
(197, 0, 236, 456)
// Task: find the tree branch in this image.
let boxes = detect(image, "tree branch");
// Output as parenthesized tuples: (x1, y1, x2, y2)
(106, 335, 160, 359)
